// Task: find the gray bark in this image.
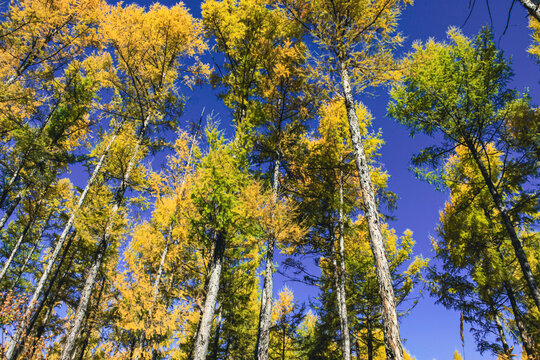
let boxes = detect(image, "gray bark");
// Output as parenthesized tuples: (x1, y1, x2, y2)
(336, 171, 351, 360)
(59, 118, 147, 360)
(340, 63, 404, 360)
(494, 315, 510, 356)
(4, 124, 123, 360)
(502, 278, 534, 357)
(0, 166, 23, 209)
(466, 139, 540, 312)
(192, 231, 226, 360)
(255, 158, 280, 360)
(0, 213, 33, 285)
(518, 0, 540, 22)
(10, 212, 52, 291)
(0, 191, 22, 231)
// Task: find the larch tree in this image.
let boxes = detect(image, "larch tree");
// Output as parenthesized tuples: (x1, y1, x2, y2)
(429, 145, 539, 358)
(388, 27, 540, 312)
(188, 126, 263, 360)
(275, 0, 412, 357)
(57, 4, 208, 360)
(202, 1, 314, 358)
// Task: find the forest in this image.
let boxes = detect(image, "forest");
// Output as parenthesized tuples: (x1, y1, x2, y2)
(0, 0, 538, 359)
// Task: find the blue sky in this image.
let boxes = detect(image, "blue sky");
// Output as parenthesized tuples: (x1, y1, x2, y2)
(136, 0, 539, 358)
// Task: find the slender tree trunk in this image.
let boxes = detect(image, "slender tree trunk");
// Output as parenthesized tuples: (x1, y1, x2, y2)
(494, 314, 510, 356)
(6, 230, 76, 360)
(0, 213, 34, 284)
(282, 324, 287, 360)
(336, 168, 351, 360)
(502, 277, 534, 357)
(466, 139, 540, 312)
(4, 123, 124, 360)
(340, 63, 403, 360)
(0, 191, 22, 231)
(74, 277, 106, 360)
(0, 165, 23, 209)
(59, 118, 147, 360)
(192, 231, 226, 360)
(255, 158, 280, 360)
(366, 318, 374, 360)
(8, 212, 52, 293)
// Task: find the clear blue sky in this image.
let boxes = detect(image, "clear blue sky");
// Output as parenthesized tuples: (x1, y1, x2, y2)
(136, 0, 539, 358)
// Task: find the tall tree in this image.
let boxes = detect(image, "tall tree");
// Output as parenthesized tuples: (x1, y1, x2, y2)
(276, 0, 412, 357)
(388, 27, 540, 312)
(428, 145, 539, 357)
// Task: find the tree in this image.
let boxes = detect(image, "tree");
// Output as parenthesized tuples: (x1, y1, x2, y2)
(388, 27, 540, 312)
(275, 0, 412, 357)
(202, 2, 314, 358)
(189, 127, 263, 360)
(428, 145, 539, 358)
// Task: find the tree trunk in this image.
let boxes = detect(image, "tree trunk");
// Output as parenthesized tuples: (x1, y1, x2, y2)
(0, 191, 22, 231)
(255, 158, 280, 360)
(282, 324, 287, 360)
(502, 277, 535, 357)
(0, 213, 34, 284)
(0, 165, 23, 209)
(192, 230, 226, 360)
(466, 139, 540, 312)
(4, 124, 124, 360)
(74, 277, 106, 360)
(336, 169, 351, 360)
(340, 63, 403, 360)
(494, 314, 510, 356)
(5, 230, 76, 360)
(367, 318, 374, 360)
(8, 212, 52, 293)
(518, 0, 540, 22)
(59, 119, 147, 360)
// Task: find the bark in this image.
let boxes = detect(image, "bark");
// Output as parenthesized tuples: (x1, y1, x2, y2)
(336, 170, 351, 360)
(281, 324, 287, 360)
(466, 138, 540, 312)
(0, 165, 23, 209)
(339, 63, 403, 360)
(0, 213, 34, 284)
(494, 314, 510, 356)
(518, 0, 540, 22)
(210, 308, 223, 360)
(59, 118, 147, 360)
(9, 212, 51, 293)
(502, 279, 535, 357)
(366, 318, 374, 360)
(74, 277, 106, 360)
(192, 230, 226, 360)
(0, 191, 22, 231)
(5, 230, 76, 360)
(255, 158, 280, 360)
(4, 124, 123, 360)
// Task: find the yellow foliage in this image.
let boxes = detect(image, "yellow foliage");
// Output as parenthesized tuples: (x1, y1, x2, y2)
(529, 17, 540, 60)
